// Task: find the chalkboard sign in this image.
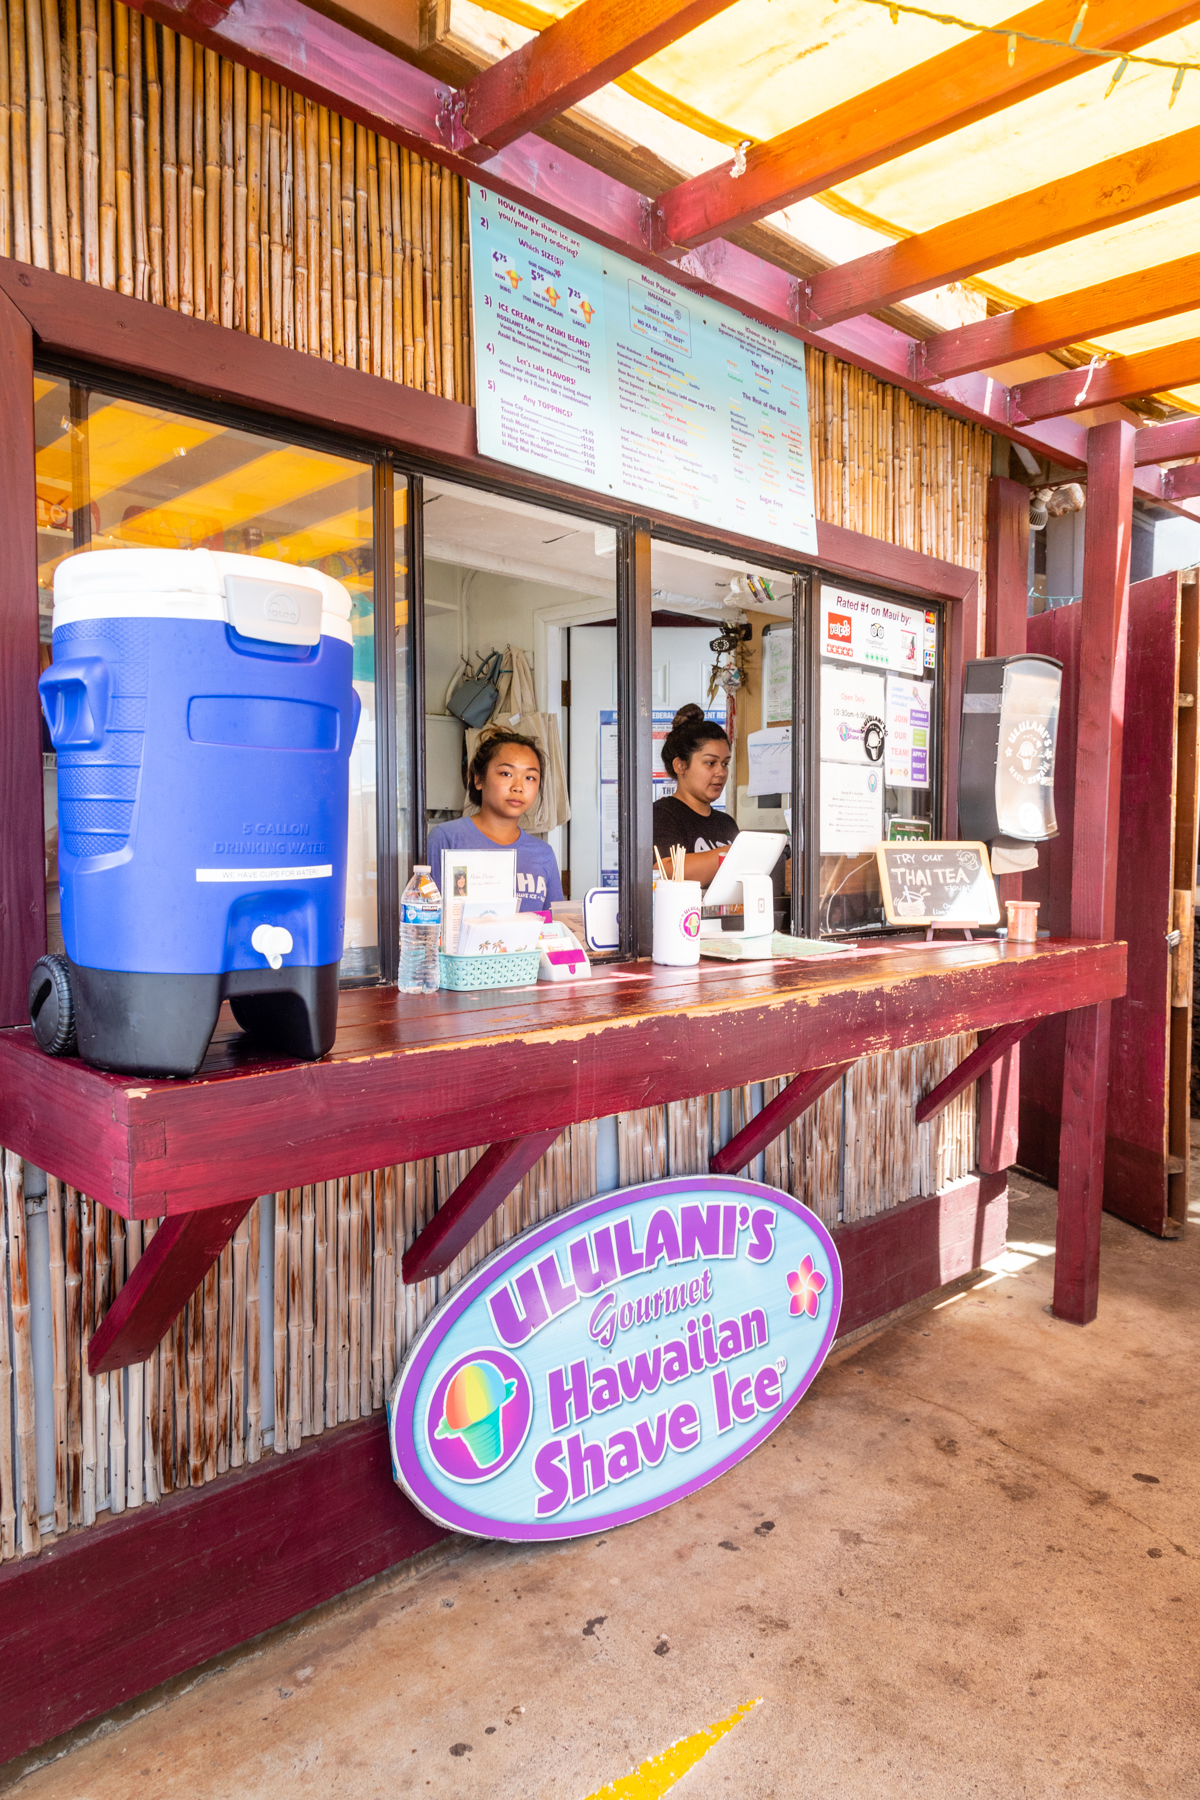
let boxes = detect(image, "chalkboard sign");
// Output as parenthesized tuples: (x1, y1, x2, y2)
(875, 841, 999, 927)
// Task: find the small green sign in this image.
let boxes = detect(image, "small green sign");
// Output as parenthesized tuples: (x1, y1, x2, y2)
(887, 817, 932, 842)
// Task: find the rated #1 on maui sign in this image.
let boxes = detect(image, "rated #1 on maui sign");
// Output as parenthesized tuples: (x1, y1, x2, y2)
(387, 1175, 842, 1540)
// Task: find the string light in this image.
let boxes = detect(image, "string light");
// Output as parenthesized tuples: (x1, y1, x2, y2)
(833, 0, 1200, 106)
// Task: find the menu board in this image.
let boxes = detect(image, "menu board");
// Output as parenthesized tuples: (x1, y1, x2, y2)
(471, 188, 818, 555)
(875, 841, 999, 926)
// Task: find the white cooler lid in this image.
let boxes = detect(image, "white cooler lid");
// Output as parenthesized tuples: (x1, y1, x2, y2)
(52, 548, 353, 647)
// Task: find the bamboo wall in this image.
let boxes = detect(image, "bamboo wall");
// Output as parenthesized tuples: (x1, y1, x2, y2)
(0, 1043, 976, 1560)
(0, 0, 472, 396)
(805, 349, 992, 573)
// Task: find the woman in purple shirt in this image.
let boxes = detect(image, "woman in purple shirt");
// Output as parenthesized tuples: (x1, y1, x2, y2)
(426, 728, 563, 912)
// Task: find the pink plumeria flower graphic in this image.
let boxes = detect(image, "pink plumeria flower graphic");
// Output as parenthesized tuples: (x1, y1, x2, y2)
(787, 1255, 826, 1319)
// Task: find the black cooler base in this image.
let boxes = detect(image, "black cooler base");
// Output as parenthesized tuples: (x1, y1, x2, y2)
(70, 961, 341, 1077)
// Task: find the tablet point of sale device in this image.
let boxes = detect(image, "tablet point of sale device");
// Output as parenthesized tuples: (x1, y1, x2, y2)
(700, 831, 788, 909)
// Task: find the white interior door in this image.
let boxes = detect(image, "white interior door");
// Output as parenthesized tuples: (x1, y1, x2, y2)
(567, 625, 719, 894)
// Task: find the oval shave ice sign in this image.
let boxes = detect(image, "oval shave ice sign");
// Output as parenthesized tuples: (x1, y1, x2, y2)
(387, 1176, 842, 1540)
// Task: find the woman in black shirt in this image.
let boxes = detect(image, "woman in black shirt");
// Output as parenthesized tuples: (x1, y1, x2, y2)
(653, 704, 740, 886)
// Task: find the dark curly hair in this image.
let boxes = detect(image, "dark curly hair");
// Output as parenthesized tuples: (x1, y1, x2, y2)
(467, 727, 546, 805)
(660, 703, 730, 777)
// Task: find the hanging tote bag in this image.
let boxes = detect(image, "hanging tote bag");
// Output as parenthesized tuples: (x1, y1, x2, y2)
(447, 650, 504, 728)
(464, 646, 571, 834)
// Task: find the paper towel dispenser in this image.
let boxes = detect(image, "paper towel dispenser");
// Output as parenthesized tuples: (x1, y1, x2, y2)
(958, 654, 1062, 844)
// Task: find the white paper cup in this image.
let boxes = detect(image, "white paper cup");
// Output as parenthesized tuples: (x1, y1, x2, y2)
(652, 879, 702, 965)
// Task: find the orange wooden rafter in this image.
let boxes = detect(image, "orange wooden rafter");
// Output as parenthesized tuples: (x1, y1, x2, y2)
(797, 123, 1200, 328)
(916, 251, 1200, 384)
(457, 0, 741, 158)
(1010, 338, 1200, 422)
(655, 0, 1200, 248)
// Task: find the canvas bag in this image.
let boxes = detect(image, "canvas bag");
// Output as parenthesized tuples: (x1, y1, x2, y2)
(447, 649, 504, 728)
(464, 645, 571, 834)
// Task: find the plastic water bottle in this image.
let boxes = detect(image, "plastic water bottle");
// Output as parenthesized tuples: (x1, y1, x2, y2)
(399, 865, 442, 994)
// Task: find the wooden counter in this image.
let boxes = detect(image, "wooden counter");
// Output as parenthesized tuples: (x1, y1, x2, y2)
(0, 935, 1124, 1218)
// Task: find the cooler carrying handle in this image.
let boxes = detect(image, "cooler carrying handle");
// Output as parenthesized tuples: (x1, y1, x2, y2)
(39, 656, 112, 749)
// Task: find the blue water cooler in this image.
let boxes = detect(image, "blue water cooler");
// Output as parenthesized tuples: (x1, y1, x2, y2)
(31, 548, 360, 1077)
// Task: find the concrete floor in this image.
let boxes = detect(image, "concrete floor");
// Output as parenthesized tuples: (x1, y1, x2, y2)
(8, 1169, 1199, 1800)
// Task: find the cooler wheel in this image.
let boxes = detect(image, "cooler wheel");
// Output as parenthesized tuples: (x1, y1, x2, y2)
(29, 953, 77, 1056)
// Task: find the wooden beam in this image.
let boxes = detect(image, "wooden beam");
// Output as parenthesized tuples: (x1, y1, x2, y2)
(458, 0, 739, 159)
(1055, 419, 1135, 1326)
(985, 477, 1032, 662)
(1135, 416, 1200, 465)
(1010, 338, 1200, 423)
(979, 482, 1031, 1171)
(401, 1129, 561, 1283)
(915, 1020, 1037, 1126)
(0, 289, 46, 1027)
(710, 1060, 855, 1176)
(943, 571, 983, 837)
(88, 1200, 257, 1372)
(798, 124, 1200, 329)
(917, 251, 1200, 385)
(1164, 463, 1200, 501)
(656, 0, 1200, 248)
(619, 521, 655, 958)
(299, 0, 445, 61)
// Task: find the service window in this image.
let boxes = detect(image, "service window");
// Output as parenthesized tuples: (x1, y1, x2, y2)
(419, 477, 616, 923)
(33, 375, 408, 980)
(814, 581, 940, 936)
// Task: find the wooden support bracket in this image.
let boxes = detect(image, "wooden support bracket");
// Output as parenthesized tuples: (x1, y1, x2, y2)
(88, 1199, 257, 1375)
(710, 1061, 855, 1177)
(402, 1128, 562, 1285)
(915, 1020, 1037, 1128)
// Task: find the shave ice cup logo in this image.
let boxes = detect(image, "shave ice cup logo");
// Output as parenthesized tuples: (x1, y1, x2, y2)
(681, 906, 701, 939)
(427, 1350, 532, 1483)
(388, 1176, 842, 1542)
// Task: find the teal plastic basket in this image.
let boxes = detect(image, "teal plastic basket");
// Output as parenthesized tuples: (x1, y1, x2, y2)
(438, 949, 541, 991)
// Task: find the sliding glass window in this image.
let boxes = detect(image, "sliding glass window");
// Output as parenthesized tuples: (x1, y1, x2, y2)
(812, 579, 941, 936)
(33, 376, 408, 980)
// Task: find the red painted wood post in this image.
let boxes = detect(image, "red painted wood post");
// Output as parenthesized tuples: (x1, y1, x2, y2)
(88, 1199, 257, 1372)
(942, 574, 981, 844)
(0, 287, 47, 1025)
(980, 476, 1031, 1172)
(1054, 419, 1135, 1325)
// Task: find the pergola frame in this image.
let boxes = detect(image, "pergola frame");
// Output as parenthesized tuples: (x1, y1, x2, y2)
(113, 0, 1200, 489)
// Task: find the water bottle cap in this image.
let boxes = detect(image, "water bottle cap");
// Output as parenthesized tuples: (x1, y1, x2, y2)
(414, 864, 431, 871)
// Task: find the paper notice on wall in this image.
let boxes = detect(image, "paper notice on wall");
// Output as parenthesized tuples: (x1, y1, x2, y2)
(761, 627, 793, 727)
(820, 663, 886, 766)
(885, 676, 932, 788)
(820, 586, 926, 675)
(746, 726, 791, 796)
(820, 763, 884, 854)
(599, 716, 619, 782)
(600, 782, 620, 887)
